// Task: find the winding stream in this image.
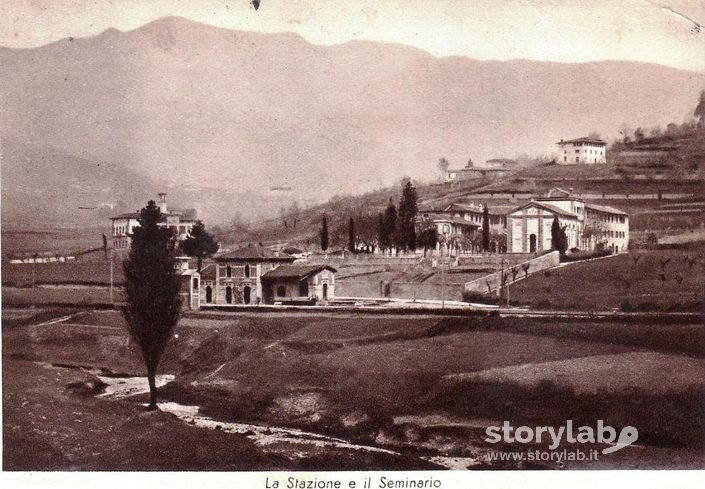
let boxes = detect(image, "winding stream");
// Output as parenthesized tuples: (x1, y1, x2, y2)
(94, 372, 478, 468)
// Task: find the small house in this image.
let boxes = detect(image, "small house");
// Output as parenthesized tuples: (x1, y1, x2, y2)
(261, 265, 336, 305)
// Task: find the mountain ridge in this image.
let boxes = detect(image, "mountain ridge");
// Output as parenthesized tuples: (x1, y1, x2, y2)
(2, 16, 703, 226)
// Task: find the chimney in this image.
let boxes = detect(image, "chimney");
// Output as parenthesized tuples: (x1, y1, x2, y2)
(158, 193, 168, 214)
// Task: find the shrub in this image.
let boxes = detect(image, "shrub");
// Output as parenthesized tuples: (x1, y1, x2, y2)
(462, 290, 500, 305)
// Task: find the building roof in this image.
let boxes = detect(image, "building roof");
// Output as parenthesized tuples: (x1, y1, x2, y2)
(443, 203, 511, 215)
(215, 245, 296, 263)
(110, 209, 197, 221)
(167, 208, 198, 221)
(511, 201, 579, 219)
(198, 263, 217, 280)
(110, 212, 141, 220)
(485, 158, 517, 165)
(557, 137, 607, 145)
(584, 203, 628, 216)
(460, 167, 507, 172)
(419, 214, 481, 228)
(261, 264, 337, 281)
(537, 188, 584, 202)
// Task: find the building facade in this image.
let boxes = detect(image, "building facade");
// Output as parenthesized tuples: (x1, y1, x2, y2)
(557, 137, 607, 165)
(261, 265, 336, 304)
(110, 193, 197, 251)
(507, 189, 629, 253)
(205, 246, 295, 306)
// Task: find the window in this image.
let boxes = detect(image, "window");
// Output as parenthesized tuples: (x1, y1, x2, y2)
(226, 265, 232, 278)
(277, 285, 286, 297)
(193, 277, 199, 290)
(244, 264, 250, 278)
(299, 281, 309, 297)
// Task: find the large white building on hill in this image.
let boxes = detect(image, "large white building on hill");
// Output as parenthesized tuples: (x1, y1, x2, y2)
(110, 193, 197, 251)
(557, 137, 607, 164)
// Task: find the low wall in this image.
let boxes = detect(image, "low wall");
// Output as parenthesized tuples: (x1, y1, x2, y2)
(306, 254, 422, 267)
(456, 253, 535, 267)
(335, 279, 464, 302)
(464, 251, 560, 295)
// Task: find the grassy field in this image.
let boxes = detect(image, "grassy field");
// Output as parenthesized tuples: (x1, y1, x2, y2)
(506, 245, 705, 311)
(4, 308, 704, 470)
(1, 226, 110, 256)
(2, 259, 123, 287)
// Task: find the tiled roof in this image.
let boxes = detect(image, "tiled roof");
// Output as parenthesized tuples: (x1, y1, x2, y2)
(110, 212, 140, 220)
(443, 203, 511, 215)
(557, 137, 607, 145)
(168, 208, 198, 221)
(261, 265, 336, 281)
(511, 201, 579, 218)
(198, 263, 217, 280)
(585, 203, 628, 216)
(419, 214, 481, 227)
(545, 188, 573, 198)
(486, 158, 517, 165)
(110, 209, 197, 221)
(215, 246, 295, 263)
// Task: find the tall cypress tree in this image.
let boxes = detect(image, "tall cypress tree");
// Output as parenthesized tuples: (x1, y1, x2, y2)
(398, 181, 418, 251)
(122, 200, 181, 410)
(551, 215, 561, 251)
(381, 198, 398, 252)
(180, 220, 219, 271)
(320, 214, 329, 252)
(348, 216, 356, 253)
(482, 204, 490, 252)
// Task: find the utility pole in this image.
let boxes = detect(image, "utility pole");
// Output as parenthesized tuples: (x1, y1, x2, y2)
(441, 261, 445, 309)
(500, 257, 504, 306)
(109, 248, 114, 306)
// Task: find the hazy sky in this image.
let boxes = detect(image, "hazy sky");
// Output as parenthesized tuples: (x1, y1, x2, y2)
(1, 0, 703, 71)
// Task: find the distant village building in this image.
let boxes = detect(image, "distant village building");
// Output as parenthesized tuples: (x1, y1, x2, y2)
(446, 159, 515, 181)
(110, 193, 197, 251)
(557, 137, 607, 164)
(419, 203, 509, 235)
(507, 188, 628, 253)
(484, 159, 517, 169)
(417, 213, 479, 240)
(9, 251, 77, 264)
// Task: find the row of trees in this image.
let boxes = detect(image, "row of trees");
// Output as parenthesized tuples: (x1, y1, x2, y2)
(319, 181, 420, 253)
(615, 89, 705, 146)
(320, 188, 512, 255)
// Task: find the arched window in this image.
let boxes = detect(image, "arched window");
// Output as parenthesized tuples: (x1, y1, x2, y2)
(243, 286, 251, 304)
(205, 286, 213, 303)
(225, 286, 233, 304)
(244, 264, 250, 278)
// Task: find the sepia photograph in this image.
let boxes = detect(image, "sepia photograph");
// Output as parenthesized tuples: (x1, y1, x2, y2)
(1, 0, 704, 487)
